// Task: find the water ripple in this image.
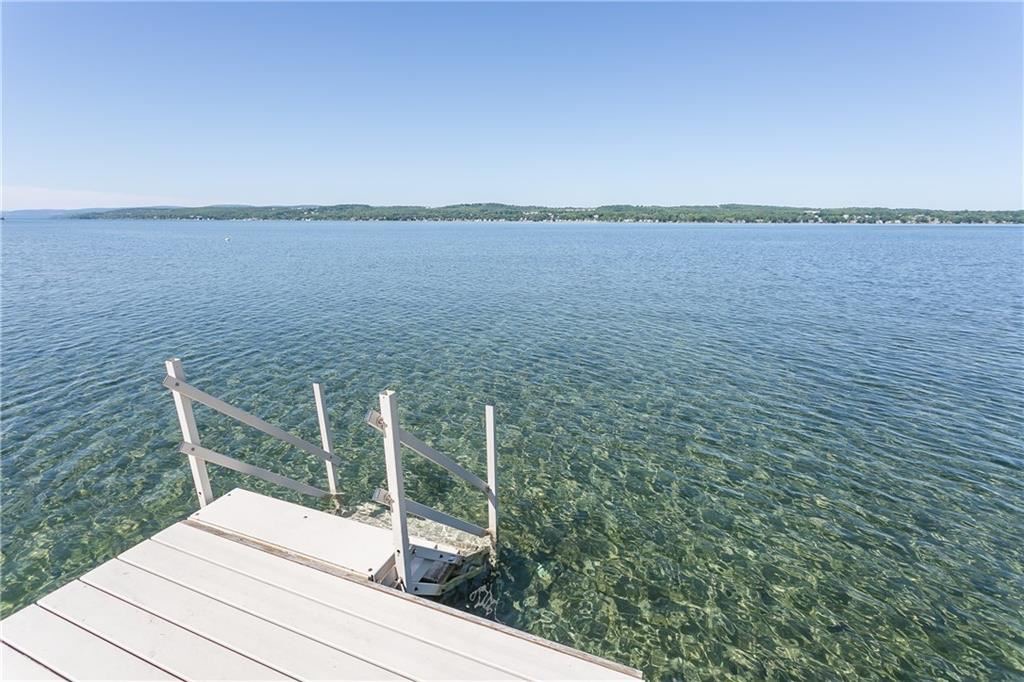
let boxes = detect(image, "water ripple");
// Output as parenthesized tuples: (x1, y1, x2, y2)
(1, 221, 1022, 679)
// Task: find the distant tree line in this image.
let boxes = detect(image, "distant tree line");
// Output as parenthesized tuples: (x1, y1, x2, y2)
(73, 203, 1024, 224)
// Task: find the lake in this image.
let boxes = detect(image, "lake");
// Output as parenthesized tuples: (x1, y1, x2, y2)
(1, 220, 1022, 679)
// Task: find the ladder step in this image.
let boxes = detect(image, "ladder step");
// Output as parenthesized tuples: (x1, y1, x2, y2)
(421, 559, 456, 584)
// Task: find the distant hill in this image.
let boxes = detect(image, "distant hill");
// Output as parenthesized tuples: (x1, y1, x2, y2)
(12, 203, 1024, 224)
(3, 208, 96, 220)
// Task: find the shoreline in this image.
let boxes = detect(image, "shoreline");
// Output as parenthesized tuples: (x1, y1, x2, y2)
(6, 217, 1022, 226)
(6, 203, 1023, 225)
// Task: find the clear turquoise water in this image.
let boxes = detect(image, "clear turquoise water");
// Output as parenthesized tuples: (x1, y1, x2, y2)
(2, 220, 1022, 680)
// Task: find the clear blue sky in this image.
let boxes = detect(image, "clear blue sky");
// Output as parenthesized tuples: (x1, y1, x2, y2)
(3, 2, 1022, 210)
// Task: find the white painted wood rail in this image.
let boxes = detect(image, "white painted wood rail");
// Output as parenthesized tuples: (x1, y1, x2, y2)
(365, 409, 488, 492)
(368, 390, 499, 592)
(163, 358, 338, 505)
(486, 404, 499, 551)
(161, 373, 340, 466)
(313, 383, 339, 495)
(179, 443, 330, 497)
(372, 489, 488, 537)
(166, 359, 213, 507)
(378, 390, 412, 590)
(163, 360, 501, 597)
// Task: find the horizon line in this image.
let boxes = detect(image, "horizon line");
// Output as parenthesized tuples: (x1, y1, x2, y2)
(7, 201, 1024, 213)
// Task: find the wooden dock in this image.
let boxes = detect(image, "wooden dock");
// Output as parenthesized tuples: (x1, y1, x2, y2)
(1, 488, 641, 680)
(1, 360, 642, 679)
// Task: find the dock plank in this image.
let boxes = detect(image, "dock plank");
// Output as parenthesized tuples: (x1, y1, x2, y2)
(154, 522, 639, 679)
(2, 487, 641, 681)
(80, 560, 398, 680)
(188, 489, 396, 577)
(118, 539, 510, 680)
(0, 605, 175, 681)
(39, 581, 288, 681)
(187, 489, 458, 578)
(1, 643, 65, 680)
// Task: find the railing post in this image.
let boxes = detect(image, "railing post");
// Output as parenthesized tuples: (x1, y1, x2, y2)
(312, 383, 338, 495)
(379, 390, 412, 590)
(486, 404, 498, 553)
(165, 358, 213, 507)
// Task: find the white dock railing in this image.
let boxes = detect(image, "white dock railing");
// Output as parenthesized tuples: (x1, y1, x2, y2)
(163, 358, 340, 505)
(366, 390, 498, 590)
(163, 359, 498, 596)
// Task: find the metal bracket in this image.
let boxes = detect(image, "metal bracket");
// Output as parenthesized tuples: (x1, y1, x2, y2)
(372, 487, 394, 506)
(363, 409, 387, 431)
